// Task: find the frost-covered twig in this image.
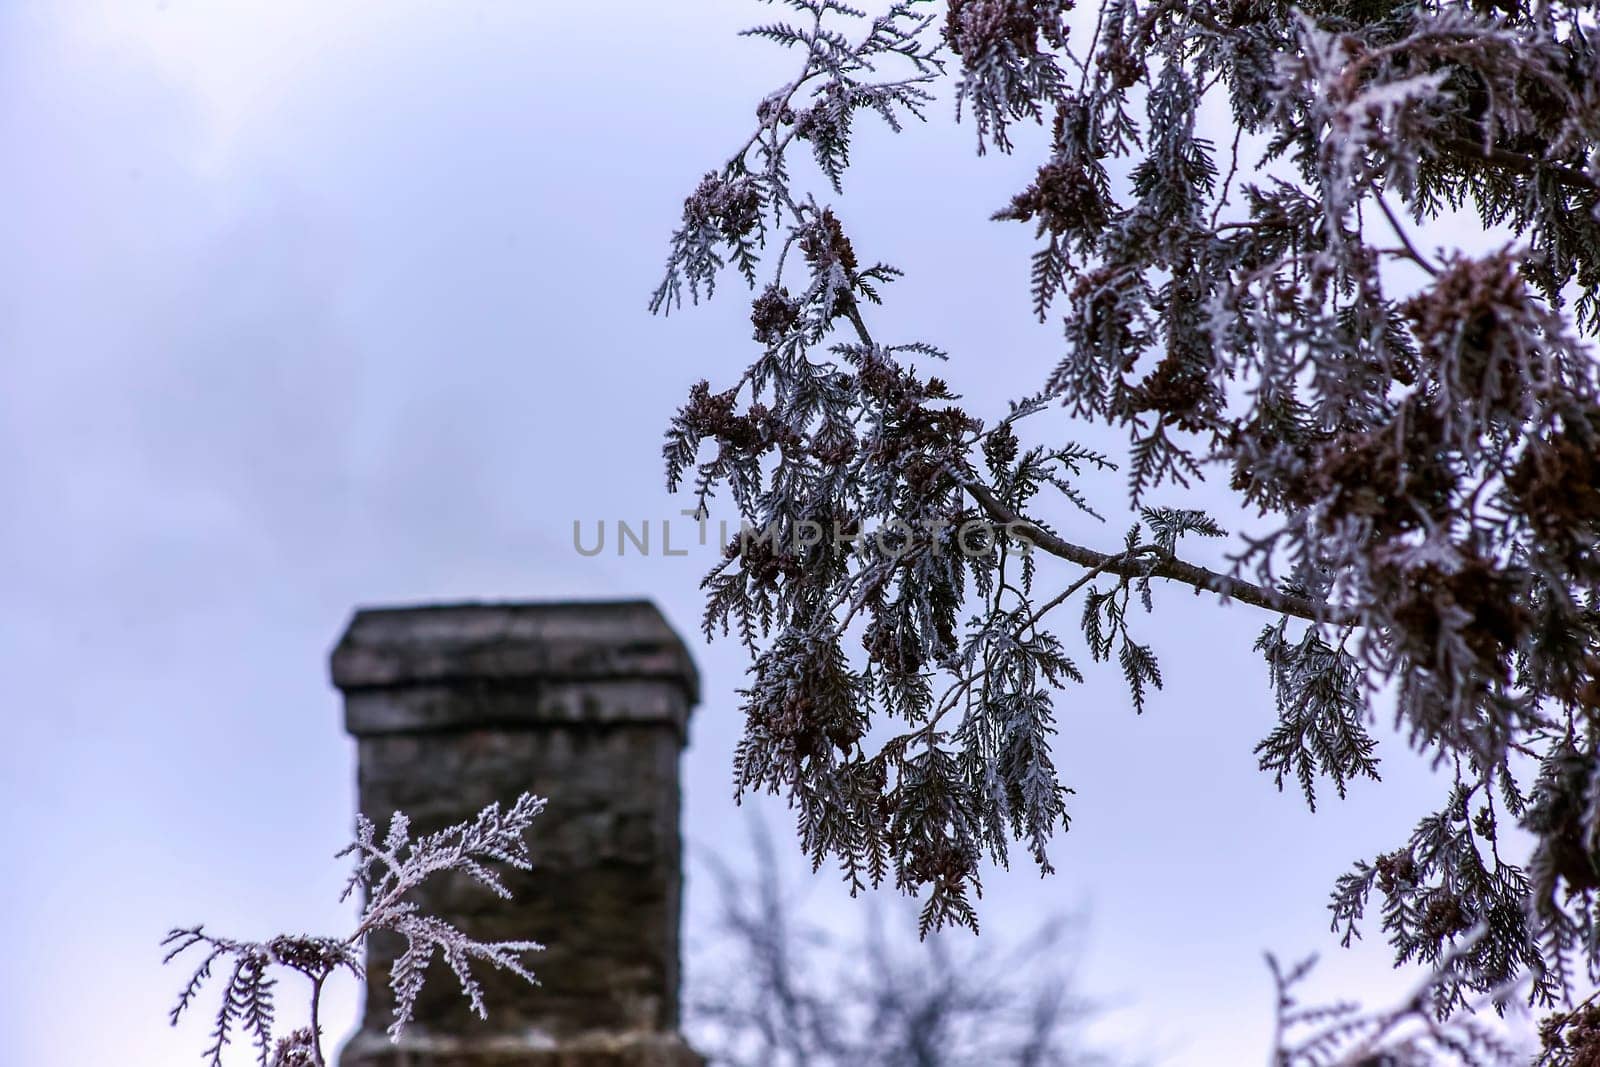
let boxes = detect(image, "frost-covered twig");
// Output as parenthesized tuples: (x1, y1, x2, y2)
(1268, 940, 1531, 1066)
(164, 793, 545, 1067)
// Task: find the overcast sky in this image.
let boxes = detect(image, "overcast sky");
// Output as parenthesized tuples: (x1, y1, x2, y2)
(0, 2, 1519, 1063)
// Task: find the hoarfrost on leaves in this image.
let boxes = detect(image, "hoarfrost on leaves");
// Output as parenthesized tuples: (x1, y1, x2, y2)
(1268, 945, 1529, 1065)
(164, 793, 546, 1067)
(651, 0, 1600, 1055)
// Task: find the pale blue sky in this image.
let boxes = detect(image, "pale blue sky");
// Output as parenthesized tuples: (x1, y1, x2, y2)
(0, 3, 1500, 1063)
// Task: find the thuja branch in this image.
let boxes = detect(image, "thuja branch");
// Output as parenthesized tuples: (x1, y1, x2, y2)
(1436, 134, 1600, 197)
(839, 246, 1337, 626)
(960, 479, 1339, 623)
(163, 794, 545, 1067)
(653, 1, 1600, 1021)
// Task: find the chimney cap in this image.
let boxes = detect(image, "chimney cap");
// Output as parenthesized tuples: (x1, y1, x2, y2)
(330, 599, 700, 704)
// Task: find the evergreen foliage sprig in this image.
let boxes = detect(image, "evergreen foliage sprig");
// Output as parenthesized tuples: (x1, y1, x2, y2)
(1268, 946, 1527, 1065)
(163, 793, 545, 1067)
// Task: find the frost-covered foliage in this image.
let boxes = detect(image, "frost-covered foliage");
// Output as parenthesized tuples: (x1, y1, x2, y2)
(1268, 948, 1529, 1065)
(651, 0, 1600, 1052)
(164, 793, 545, 1067)
(689, 818, 1117, 1066)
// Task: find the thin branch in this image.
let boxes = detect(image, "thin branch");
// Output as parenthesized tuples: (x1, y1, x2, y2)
(1374, 192, 1441, 277)
(833, 249, 1342, 626)
(1436, 133, 1600, 196)
(309, 977, 326, 1067)
(961, 479, 1344, 624)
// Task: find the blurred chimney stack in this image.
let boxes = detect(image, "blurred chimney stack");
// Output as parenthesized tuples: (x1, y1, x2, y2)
(331, 600, 703, 1066)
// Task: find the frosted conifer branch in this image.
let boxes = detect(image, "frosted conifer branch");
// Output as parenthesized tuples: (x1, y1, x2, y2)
(650, 0, 1600, 1048)
(1268, 943, 1529, 1066)
(164, 793, 545, 1067)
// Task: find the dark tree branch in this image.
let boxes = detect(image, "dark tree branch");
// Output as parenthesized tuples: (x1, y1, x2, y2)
(1375, 192, 1441, 276)
(961, 480, 1341, 624)
(1436, 134, 1600, 196)
(837, 253, 1338, 625)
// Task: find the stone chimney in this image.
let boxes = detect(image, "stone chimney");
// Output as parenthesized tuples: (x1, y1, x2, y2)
(331, 600, 703, 1066)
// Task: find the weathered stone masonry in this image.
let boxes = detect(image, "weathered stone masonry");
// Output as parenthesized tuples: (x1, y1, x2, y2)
(331, 600, 703, 1066)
